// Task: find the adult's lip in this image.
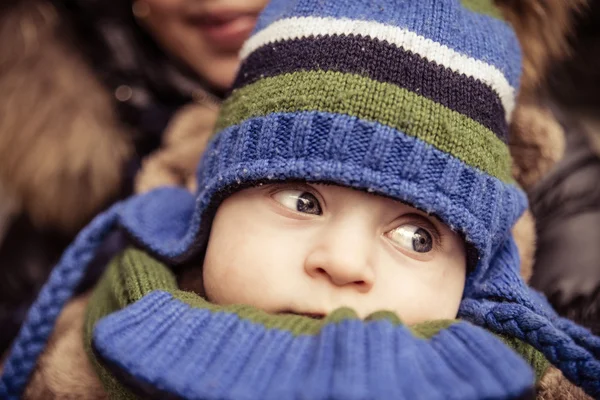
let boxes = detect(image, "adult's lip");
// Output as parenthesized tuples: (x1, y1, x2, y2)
(189, 10, 258, 52)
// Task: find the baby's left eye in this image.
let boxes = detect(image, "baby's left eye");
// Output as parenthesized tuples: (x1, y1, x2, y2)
(272, 189, 323, 215)
(387, 224, 434, 253)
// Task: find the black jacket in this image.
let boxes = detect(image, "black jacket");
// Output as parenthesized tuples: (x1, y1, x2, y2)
(529, 123, 600, 334)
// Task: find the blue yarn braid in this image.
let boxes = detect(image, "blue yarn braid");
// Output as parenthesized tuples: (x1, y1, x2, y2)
(459, 237, 600, 398)
(0, 204, 123, 400)
(461, 299, 600, 397)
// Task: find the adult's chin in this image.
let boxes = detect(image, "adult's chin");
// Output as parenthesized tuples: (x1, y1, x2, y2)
(192, 53, 242, 91)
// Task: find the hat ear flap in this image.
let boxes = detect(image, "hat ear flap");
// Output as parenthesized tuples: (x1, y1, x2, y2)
(554, 316, 600, 359)
(461, 296, 600, 397)
(119, 187, 197, 261)
(460, 237, 600, 398)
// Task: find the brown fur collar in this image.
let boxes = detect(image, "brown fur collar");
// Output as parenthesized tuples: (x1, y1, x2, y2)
(0, 0, 132, 234)
(21, 295, 107, 399)
(508, 103, 563, 280)
(495, 1, 585, 275)
(495, 0, 584, 190)
(509, 103, 566, 191)
(537, 367, 592, 399)
(135, 103, 220, 194)
(511, 209, 536, 282)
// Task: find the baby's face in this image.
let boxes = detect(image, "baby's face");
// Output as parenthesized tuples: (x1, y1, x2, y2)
(203, 183, 467, 324)
(135, 0, 269, 90)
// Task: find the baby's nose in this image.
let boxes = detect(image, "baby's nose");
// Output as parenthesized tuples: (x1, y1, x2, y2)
(304, 226, 375, 292)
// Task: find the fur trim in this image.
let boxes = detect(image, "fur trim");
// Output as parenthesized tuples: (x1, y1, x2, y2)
(536, 366, 592, 399)
(495, 0, 587, 94)
(512, 209, 536, 282)
(135, 102, 220, 194)
(0, 0, 132, 234)
(496, 0, 583, 200)
(509, 102, 565, 190)
(22, 295, 107, 399)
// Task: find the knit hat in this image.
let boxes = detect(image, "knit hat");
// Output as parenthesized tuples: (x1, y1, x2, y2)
(2, 0, 600, 398)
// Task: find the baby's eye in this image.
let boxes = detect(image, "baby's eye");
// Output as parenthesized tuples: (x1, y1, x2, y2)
(387, 224, 434, 253)
(272, 190, 323, 215)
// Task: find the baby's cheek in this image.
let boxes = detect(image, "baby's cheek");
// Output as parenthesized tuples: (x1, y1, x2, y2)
(424, 274, 464, 319)
(382, 270, 464, 324)
(202, 254, 266, 308)
(398, 295, 461, 325)
(203, 258, 242, 304)
(410, 254, 466, 321)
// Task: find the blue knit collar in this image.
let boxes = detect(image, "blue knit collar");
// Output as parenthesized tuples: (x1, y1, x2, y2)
(93, 291, 539, 400)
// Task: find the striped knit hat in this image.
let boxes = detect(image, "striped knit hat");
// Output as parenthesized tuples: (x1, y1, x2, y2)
(2, 0, 600, 398)
(210, 0, 523, 291)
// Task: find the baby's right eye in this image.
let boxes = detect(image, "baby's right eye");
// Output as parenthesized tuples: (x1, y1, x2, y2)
(387, 224, 434, 253)
(272, 190, 323, 215)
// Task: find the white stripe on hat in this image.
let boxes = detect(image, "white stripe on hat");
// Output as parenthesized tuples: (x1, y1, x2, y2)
(241, 16, 515, 120)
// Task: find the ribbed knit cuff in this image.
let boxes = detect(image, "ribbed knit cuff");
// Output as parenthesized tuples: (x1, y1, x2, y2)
(93, 291, 536, 400)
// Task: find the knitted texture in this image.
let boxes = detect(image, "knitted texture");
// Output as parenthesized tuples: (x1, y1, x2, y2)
(234, 35, 509, 141)
(85, 248, 540, 400)
(217, 73, 512, 181)
(2, 0, 600, 398)
(250, 0, 521, 88)
(458, 238, 600, 396)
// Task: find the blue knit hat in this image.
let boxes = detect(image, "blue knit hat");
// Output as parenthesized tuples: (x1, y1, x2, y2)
(2, 0, 600, 398)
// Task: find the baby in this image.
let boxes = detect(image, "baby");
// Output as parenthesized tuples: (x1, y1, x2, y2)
(2, 0, 600, 399)
(198, 182, 467, 324)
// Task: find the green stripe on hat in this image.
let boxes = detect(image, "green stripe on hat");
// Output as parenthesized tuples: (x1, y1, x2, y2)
(216, 70, 513, 183)
(461, 0, 505, 20)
